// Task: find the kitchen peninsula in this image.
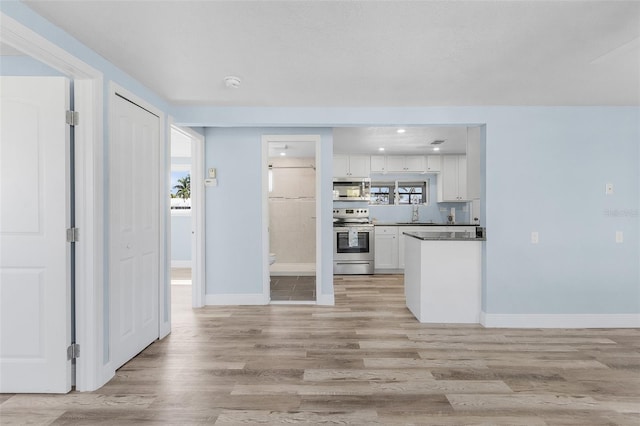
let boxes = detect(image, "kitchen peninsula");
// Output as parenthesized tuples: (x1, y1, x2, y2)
(403, 230, 485, 323)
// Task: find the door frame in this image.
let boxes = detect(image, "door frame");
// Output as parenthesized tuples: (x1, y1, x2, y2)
(169, 122, 206, 308)
(261, 134, 323, 303)
(0, 13, 106, 390)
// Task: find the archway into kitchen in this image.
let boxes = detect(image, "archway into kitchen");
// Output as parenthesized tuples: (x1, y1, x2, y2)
(262, 135, 321, 303)
(331, 125, 483, 286)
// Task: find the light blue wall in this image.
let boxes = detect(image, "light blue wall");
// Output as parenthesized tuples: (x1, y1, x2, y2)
(184, 106, 639, 315)
(4, 1, 638, 318)
(204, 127, 333, 297)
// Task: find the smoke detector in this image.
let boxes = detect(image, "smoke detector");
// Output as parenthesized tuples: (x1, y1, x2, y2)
(224, 76, 241, 88)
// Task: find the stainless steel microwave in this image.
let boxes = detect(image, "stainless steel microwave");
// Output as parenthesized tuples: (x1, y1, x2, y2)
(333, 178, 371, 201)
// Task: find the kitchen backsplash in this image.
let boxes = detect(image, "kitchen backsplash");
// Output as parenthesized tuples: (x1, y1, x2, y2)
(369, 203, 471, 224)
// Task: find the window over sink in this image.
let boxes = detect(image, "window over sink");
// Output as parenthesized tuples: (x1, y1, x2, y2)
(370, 179, 429, 205)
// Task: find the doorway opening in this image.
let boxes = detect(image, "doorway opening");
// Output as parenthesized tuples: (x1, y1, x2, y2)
(262, 135, 322, 304)
(169, 125, 205, 309)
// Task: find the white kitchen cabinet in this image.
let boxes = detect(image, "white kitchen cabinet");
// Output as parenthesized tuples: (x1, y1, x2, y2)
(374, 226, 398, 270)
(386, 156, 425, 173)
(370, 155, 386, 173)
(425, 155, 441, 172)
(437, 155, 467, 201)
(333, 155, 370, 177)
(398, 226, 423, 269)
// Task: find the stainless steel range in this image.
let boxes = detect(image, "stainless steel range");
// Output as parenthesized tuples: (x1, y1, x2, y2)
(333, 208, 374, 275)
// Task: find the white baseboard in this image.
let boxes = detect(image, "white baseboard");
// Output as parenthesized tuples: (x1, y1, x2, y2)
(205, 293, 269, 305)
(481, 312, 640, 328)
(171, 260, 192, 268)
(316, 293, 335, 306)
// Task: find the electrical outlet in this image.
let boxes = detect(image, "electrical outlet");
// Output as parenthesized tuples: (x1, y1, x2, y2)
(616, 231, 623, 243)
(606, 183, 614, 195)
(531, 231, 539, 244)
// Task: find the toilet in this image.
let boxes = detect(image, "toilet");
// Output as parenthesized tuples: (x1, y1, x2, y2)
(269, 253, 277, 265)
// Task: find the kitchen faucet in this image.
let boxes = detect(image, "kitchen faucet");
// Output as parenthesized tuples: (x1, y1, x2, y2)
(411, 204, 419, 223)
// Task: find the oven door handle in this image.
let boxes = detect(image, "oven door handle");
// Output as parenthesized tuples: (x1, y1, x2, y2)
(335, 262, 372, 265)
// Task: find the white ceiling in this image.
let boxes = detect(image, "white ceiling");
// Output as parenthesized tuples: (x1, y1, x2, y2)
(334, 126, 469, 155)
(23, 0, 640, 108)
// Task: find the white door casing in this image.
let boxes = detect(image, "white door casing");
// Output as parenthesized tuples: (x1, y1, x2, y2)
(109, 93, 160, 370)
(0, 76, 72, 393)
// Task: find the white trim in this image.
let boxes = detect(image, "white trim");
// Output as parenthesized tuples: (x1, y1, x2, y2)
(1, 12, 107, 392)
(261, 134, 323, 305)
(171, 260, 192, 268)
(205, 293, 269, 306)
(480, 312, 640, 328)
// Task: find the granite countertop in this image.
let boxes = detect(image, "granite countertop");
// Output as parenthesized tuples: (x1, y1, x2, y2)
(403, 231, 486, 241)
(373, 222, 478, 227)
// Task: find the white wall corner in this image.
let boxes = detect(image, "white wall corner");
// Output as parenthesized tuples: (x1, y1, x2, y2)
(205, 293, 269, 306)
(316, 293, 335, 306)
(481, 312, 640, 329)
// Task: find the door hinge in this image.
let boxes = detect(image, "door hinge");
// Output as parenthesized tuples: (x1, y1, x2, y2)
(67, 343, 80, 360)
(66, 227, 79, 243)
(66, 110, 79, 126)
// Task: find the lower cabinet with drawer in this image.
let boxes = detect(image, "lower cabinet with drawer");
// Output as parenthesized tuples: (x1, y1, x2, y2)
(374, 226, 399, 271)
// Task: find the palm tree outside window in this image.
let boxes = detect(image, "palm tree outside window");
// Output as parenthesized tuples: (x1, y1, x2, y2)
(170, 170, 191, 210)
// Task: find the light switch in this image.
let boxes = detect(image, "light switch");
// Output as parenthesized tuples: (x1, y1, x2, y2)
(531, 231, 539, 244)
(616, 231, 623, 243)
(605, 183, 614, 195)
(208, 168, 216, 179)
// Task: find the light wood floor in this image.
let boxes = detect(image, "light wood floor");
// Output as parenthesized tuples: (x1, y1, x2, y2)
(1, 275, 639, 425)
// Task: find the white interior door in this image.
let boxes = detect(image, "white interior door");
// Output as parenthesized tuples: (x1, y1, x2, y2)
(110, 94, 160, 369)
(0, 76, 72, 393)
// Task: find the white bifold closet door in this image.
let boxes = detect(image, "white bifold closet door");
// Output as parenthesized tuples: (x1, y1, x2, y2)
(109, 94, 160, 370)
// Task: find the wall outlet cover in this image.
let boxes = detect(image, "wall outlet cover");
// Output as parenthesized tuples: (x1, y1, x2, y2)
(531, 231, 539, 244)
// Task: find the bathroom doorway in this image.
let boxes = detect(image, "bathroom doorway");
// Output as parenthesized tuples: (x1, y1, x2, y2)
(262, 135, 321, 303)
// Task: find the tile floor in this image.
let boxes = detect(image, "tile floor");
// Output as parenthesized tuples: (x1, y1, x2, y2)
(270, 275, 316, 301)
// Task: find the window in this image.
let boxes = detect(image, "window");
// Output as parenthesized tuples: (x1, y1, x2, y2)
(370, 182, 395, 205)
(370, 180, 429, 205)
(397, 181, 427, 205)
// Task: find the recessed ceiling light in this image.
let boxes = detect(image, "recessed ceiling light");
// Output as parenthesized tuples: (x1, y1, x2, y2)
(378, 147, 385, 151)
(433, 147, 440, 152)
(280, 152, 286, 156)
(397, 129, 406, 134)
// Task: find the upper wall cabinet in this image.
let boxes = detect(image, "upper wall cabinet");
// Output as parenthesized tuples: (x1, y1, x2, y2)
(425, 155, 441, 172)
(370, 155, 386, 173)
(371, 155, 432, 173)
(437, 155, 468, 201)
(333, 154, 371, 177)
(386, 156, 425, 173)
